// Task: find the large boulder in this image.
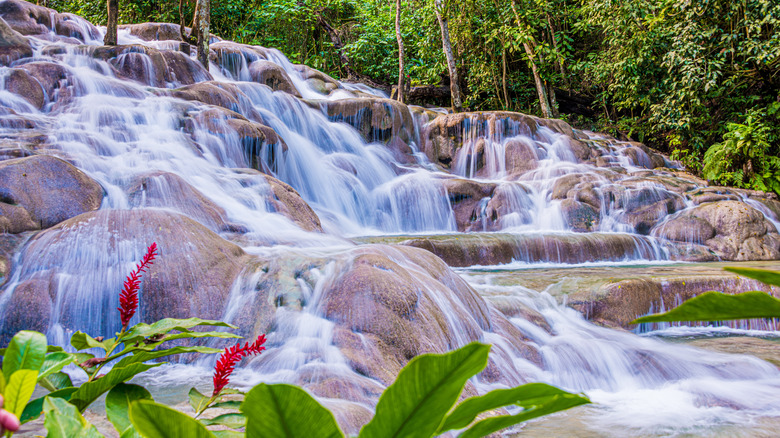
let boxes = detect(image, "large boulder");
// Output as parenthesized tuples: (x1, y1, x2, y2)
(440, 177, 496, 231)
(0, 155, 103, 233)
(119, 22, 186, 42)
(248, 60, 300, 97)
(655, 200, 780, 260)
(264, 175, 322, 232)
(0, 17, 31, 64)
(87, 45, 212, 88)
(0, 209, 250, 343)
(3, 68, 44, 109)
(0, 0, 100, 43)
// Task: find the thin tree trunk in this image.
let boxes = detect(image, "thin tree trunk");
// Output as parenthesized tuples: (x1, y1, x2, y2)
(179, 0, 196, 44)
(501, 43, 510, 109)
(510, 0, 553, 118)
(546, 12, 570, 90)
(316, 12, 357, 79)
(104, 0, 118, 46)
(434, 0, 462, 112)
(195, 0, 209, 68)
(395, 0, 405, 103)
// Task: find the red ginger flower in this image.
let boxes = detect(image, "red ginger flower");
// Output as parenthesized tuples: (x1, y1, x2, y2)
(118, 242, 158, 329)
(212, 334, 267, 397)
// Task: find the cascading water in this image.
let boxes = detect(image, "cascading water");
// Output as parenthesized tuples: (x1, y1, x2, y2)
(1, 0, 780, 435)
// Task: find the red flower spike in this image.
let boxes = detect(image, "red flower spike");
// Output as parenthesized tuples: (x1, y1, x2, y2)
(212, 334, 267, 397)
(118, 242, 158, 329)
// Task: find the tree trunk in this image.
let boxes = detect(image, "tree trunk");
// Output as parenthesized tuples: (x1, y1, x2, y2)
(179, 0, 196, 45)
(195, 0, 209, 68)
(395, 0, 405, 103)
(316, 12, 357, 79)
(434, 0, 462, 112)
(510, 0, 553, 118)
(104, 0, 118, 46)
(501, 44, 510, 109)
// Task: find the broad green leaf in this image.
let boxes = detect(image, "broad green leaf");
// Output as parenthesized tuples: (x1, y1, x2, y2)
(114, 346, 224, 369)
(4, 369, 38, 419)
(2, 330, 47, 382)
(70, 332, 109, 352)
(458, 392, 590, 438)
(21, 387, 78, 424)
(724, 267, 780, 287)
(40, 371, 75, 392)
(359, 342, 490, 438)
(70, 363, 162, 411)
(0, 371, 4, 393)
(242, 383, 344, 438)
(212, 400, 242, 410)
(439, 383, 590, 434)
(129, 400, 216, 438)
(632, 291, 780, 323)
(121, 318, 237, 343)
(189, 387, 212, 414)
(39, 352, 76, 381)
(213, 431, 244, 438)
(106, 384, 153, 438)
(200, 413, 246, 429)
(43, 397, 104, 438)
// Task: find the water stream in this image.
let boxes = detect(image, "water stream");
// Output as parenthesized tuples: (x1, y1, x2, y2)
(1, 2, 779, 435)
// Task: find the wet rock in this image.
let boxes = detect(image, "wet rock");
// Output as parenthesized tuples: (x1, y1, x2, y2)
(660, 201, 780, 260)
(424, 111, 541, 169)
(248, 60, 300, 97)
(0, 278, 53, 339)
(504, 138, 539, 176)
(120, 22, 186, 41)
(264, 175, 323, 232)
(653, 216, 715, 245)
(0, 0, 99, 42)
(18, 61, 70, 103)
(440, 177, 496, 231)
(571, 275, 774, 329)
(313, 98, 416, 158)
(0, 209, 250, 342)
(126, 171, 231, 232)
(167, 81, 246, 113)
(293, 64, 340, 91)
(0, 155, 103, 232)
(87, 45, 211, 88)
(483, 183, 533, 230)
(401, 232, 661, 267)
(0, 17, 31, 63)
(3, 68, 43, 109)
(561, 198, 599, 232)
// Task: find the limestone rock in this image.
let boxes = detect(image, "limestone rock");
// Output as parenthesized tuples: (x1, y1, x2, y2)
(0, 155, 103, 232)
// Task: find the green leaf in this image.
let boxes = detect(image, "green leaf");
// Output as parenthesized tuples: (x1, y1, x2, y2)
(724, 266, 780, 287)
(439, 383, 590, 435)
(129, 400, 217, 438)
(39, 352, 77, 382)
(189, 387, 212, 414)
(114, 346, 224, 369)
(2, 330, 47, 382)
(212, 400, 242, 410)
(43, 397, 104, 438)
(0, 371, 4, 393)
(121, 318, 237, 343)
(633, 291, 780, 324)
(200, 413, 246, 429)
(242, 383, 344, 438)
(359, 342, 490, 438)
(70, 363, 162, 411)
(70, 332, 109, 352)
(40, 371, 75, 392)
(106, 384, 153, 438)
(4, 369, 38, 419)
(212, 431, 244, 438)
(21, 387, 78, 424)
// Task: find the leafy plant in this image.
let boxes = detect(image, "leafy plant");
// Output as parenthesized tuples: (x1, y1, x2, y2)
(132, 342, 590, 438)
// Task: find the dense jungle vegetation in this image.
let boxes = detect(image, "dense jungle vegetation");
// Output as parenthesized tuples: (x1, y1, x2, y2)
(49, 0, 780, 192)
